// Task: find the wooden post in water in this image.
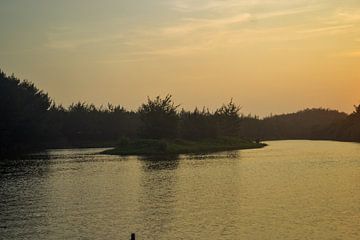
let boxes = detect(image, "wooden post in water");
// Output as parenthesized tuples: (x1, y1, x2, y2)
(130, 233, 136, 240)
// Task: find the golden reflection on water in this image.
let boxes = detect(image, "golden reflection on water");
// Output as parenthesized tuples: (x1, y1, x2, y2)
(0, 141, 360, 239)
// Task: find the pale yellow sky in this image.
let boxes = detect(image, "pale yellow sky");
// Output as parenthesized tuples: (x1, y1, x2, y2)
(0, 0, 359, 116)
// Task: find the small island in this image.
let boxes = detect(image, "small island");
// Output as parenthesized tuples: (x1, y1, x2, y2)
(101, 95, 266, 156)
(102, 137, 266, 156)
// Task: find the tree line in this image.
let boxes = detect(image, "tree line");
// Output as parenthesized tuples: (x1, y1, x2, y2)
(0, 70, 359, 157)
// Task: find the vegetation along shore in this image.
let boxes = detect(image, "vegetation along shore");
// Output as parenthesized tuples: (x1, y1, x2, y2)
(1, 69, 359, 158)
(103, 138, 266, 156)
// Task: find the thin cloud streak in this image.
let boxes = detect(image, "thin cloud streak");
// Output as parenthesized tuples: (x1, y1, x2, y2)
(168, 0, 312, 13)
(162, 14, 252, 35)
(298, 25, 354, 34)
(162, 6, 319, 35)
(43, 1, 360, 62)
(45, 33, 124, 50)
(335, 9, 360, 22)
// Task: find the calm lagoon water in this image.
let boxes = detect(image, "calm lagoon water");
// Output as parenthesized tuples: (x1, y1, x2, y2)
(1, 140, 360, 239)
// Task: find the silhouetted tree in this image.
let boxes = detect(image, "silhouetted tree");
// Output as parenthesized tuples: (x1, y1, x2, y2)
(138, 95, 179, 139)
(215, 99, 242, 137)
(353, 104, 360, 116)
(238, 114, 262, 140)
(325, 104, 360, 142)
(0, 70, 51, 156)
(2, 69, 360, 157)
(261, 108, 347, 140)
(179, 107, 218, 139)
(60, 102, 139, 147)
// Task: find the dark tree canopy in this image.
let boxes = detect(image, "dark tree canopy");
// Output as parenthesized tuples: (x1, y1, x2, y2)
(179, 108, 218, 140)
(53, 102, 139, 147)
(138, 95, 179, 139)
(215, 99, 242, 137)
(325, 104, 360, 142)
(353, 104, 360, 116)
(0, 71, 51, 155)
(1, 69, 359, 158)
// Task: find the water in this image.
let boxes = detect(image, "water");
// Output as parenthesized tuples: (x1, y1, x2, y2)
(1, 140, 360, 239)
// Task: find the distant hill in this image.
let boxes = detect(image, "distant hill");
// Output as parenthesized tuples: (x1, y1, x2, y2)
(239, 108, 348, 140)
(324, 105, 360, 142)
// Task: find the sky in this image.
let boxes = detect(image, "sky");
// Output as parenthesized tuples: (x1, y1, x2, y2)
(0, 0, 359, 116)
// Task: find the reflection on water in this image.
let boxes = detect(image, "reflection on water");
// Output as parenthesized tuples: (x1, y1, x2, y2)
(138, 155, 179, 237)
(1, 141, 360, 239)
(140, 155, 180, 171)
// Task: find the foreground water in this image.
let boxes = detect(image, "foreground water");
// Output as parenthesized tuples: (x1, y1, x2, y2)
(1, 140, 360, 240)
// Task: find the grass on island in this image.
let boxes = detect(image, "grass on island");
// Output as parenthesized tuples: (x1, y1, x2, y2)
(102, 137, 266, 156)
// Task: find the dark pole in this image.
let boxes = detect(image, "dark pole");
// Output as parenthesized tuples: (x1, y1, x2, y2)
(131, 233, 136, 240)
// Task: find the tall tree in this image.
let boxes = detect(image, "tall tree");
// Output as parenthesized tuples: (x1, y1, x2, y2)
(0, 70, 52, 155)
(138, 95, 179, 139)
(215, 99, 242, 137)
(179, 108, 218, 140)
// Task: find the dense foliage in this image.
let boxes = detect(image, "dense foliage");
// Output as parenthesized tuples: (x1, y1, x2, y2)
(0, 70, 358, 157)
(323, 105, 360, 142)
(0, 71, 51, 155)
(138, 95, 179, 139)
(57, 103, 139, 147)
(238, 108, 347, 140)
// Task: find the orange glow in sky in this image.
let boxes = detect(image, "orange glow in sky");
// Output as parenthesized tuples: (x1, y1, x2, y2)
(0, 0, 359, 116)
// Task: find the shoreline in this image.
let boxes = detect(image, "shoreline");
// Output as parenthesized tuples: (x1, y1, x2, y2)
(102, 138, 267, 156)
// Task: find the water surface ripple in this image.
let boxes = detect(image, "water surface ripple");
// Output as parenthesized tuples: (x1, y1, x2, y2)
(1, 141, 360, 239)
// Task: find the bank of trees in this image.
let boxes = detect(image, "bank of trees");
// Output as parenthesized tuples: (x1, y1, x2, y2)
(46, 103, 140, 147)
(323, 104, 360, 142)
(137, 95, 243, 140)
(0, 71, 51, 155)
(138, 95, 179, 139)
(260, 108, 347, 140)
(0, 71, 246, 156)
(0, 70, 359, 157)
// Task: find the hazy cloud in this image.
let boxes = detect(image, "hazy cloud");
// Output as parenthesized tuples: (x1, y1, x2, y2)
(340, 50, 360, 57)
(45, 32, 124, 50)
(299, 25, 354, 34)
(168, 0, 312, 12)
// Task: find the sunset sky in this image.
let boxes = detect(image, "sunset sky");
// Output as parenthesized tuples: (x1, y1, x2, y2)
(1, 0, 359, 116)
